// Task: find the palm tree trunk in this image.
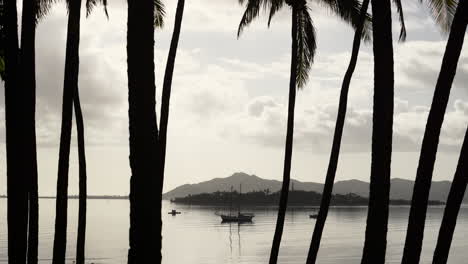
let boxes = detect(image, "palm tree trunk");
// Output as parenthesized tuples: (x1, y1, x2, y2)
(361, 0, 394, 262)
(402, 1, 468, 263)
(19, 0, 39, 262)
(127, 0, 160, 261)
(158, 0, 185, 181)
(305, 0, 369, 263)
(52, 0, 82, 262)
(4, 0, 29, 261)
(74, 88, 87, 264)
(127, 176, 136, 264)
(432, 128, 468, 264)
(268, 6, 297, 264)
(20, 0, 39, 261)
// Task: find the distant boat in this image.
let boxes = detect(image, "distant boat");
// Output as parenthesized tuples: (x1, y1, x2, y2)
(221, 213, 254, 222)
(168, 209, 181, 216)
(309, 214, 318, 219)
(219, 185, 254, 223)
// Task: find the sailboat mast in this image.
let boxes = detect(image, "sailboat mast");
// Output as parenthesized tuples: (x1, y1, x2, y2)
(230, 185, 233, 216)
(238, 184, 242, 215)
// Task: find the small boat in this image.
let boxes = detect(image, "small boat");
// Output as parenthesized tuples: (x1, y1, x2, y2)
(220, 184, 254, 223)
(309, 214, 318, 219)
(221, 213, 254, 223)
(168, 209, 181, 216)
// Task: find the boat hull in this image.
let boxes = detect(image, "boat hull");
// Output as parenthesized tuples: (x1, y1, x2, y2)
(221, 214, 254, 223)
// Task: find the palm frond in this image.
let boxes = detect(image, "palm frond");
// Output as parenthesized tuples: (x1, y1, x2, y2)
(237, 0, 265, 37)
(36, 0, 55, 23)
(267, 0, 284, 27)
(296, 5, 316, 89)
(392, 0, 407, 41)
(86, 0, 108, 18)
(424, 0, 457, 33)
(154, 0, 165, 28)
(318, 0, 373, 42)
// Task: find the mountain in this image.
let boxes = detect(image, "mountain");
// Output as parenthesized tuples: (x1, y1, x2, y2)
(162, 172, 465, 202)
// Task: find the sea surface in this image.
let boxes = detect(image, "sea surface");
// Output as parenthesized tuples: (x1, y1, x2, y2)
(1, 199, 468, 263)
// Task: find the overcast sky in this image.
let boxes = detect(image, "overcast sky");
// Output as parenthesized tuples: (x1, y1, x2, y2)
(0, 0, 467, 195)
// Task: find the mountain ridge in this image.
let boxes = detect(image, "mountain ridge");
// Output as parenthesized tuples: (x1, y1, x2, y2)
(162, 172, 465, 202)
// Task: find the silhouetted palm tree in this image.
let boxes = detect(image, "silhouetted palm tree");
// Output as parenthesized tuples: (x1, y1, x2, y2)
(237, 0, 370, 262)
(307, 1, 454, 262)
(19, 0, 42, 260)
(305, 0, 371, 261)
(158, 0, 185, 191)
(126, 0, 164, 262)
(74, 89, 88, 264)
(73, 3, 107, 264)
(51, 0, 108, 263)
(402, 0, 465, 263)
(359, 0, 398, 261)
(52, 0, 83, 262)
(433, 130, 468, 263)
(3, 0, 29, 261)
(3, 0, 49, 261)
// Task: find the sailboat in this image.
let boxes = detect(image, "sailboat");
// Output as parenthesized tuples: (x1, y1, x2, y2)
(220, 185, 254, 223)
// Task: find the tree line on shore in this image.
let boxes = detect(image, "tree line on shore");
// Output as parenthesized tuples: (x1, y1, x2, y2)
(171, 190, 445, 206)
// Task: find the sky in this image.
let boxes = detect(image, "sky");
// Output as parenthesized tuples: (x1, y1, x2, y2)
(0, 0, 467, 196)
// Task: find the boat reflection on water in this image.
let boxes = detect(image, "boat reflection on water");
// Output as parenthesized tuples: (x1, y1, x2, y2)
(228, 222, 248, 256)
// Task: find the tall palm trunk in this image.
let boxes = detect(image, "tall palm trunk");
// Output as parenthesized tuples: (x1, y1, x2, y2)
(269, 6, 297, 264)
(433, 130, 468, 264)
(361, 0, 394, 262)
(20, 0, 39, 262)
(4, 0, 29, 261)
(74, 88, 87, 264)
(127, 0, 160, 261)
(52, 0, 82, 262)
(158, 0, 185, 180)
(402, 0, 468, 263)
(305, 0, 369, 263)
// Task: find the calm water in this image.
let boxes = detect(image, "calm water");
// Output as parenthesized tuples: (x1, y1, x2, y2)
(1, 199, 468, 263)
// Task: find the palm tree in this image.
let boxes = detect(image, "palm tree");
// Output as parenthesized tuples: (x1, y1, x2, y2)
(306, 0, 414, 260)
(74, 88, 88, 264)
(433, 130, 468, 263)
(3, 0, 29, 261)
(305, 0, 371, 262)
(2, 0, 49, 261)
(73, 3, 107, 264)
(21, 1, 56, 264)
(126, 0, 164, 262)
(51, 0, 83, 262)
(360, 0, 397, 261)
(19, 0, 41, 260)
(158, 0, 185, 193)
(51, 0, 108, 263)
(237, 0, 370, 262)
(402, 0, 466, 262)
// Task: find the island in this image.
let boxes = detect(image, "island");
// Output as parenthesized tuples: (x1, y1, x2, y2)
(170, 190, 445, 206)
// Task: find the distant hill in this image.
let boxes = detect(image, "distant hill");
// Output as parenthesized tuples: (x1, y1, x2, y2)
(162, 172, 464, 202)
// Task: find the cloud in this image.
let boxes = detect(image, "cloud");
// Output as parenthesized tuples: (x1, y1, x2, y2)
(216, 92, 468, 153)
